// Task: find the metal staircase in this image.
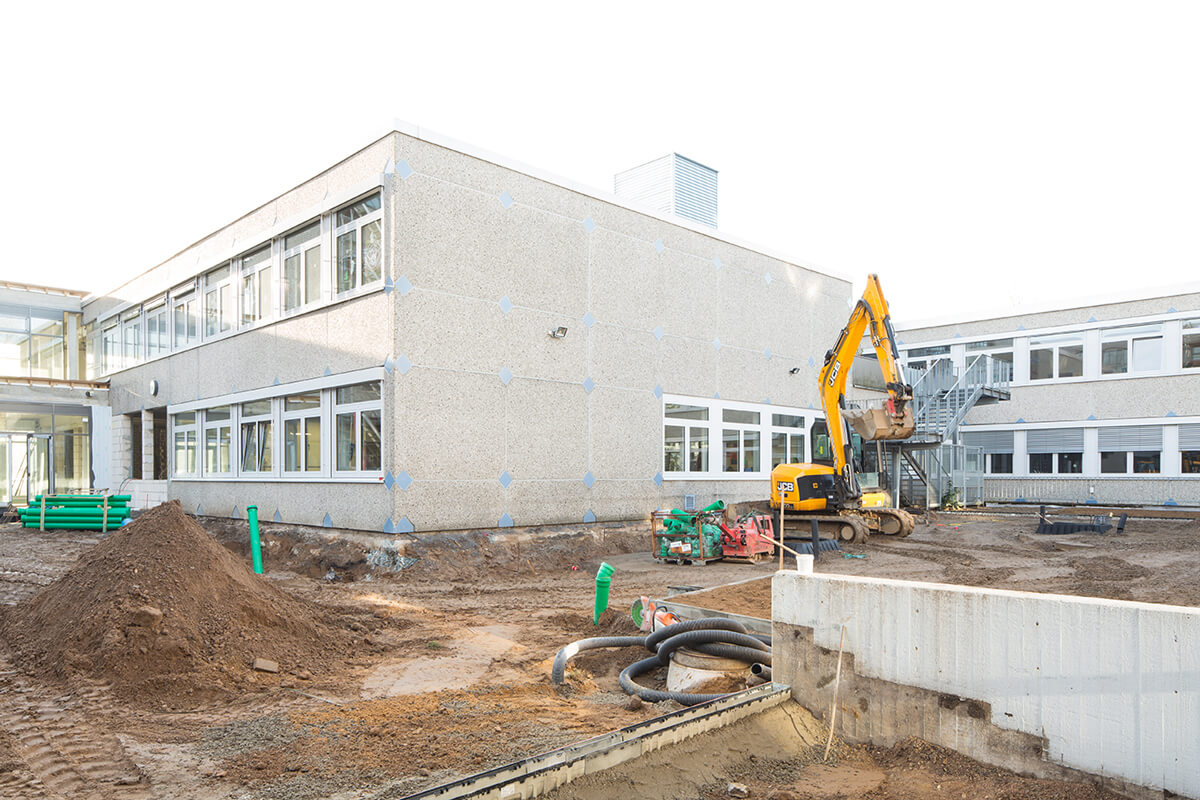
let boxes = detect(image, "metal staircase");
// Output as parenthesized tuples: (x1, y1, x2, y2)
(856, 354, 1011, 508)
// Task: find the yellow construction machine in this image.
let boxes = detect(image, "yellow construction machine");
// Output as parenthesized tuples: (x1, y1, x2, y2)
(770, 274, 916, 544)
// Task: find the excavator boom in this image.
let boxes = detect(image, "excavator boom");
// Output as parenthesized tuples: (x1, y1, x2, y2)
(817, 274, 914, 504)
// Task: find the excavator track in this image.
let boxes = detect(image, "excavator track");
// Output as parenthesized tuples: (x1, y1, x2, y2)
(773, 508, 914, 545)
(862, 507, 916, 537)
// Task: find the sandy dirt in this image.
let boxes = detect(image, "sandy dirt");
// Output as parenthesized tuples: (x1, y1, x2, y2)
(0, 508, 1190, 799)
(677, 511, 1200, 617)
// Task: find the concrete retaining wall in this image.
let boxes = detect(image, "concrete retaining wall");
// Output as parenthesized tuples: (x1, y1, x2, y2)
(772, 570, 1200, 798)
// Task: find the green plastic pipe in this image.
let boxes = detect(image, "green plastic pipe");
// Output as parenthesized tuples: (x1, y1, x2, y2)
(700, 500, 726, 513)
(247, 505, 263, 575)
(593, 561, 614, 624)
(21, 522, 125, 527)
(34, 494, 132, 502)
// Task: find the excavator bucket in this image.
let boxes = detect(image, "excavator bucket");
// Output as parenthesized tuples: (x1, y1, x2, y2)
(842, 405, 915, 441)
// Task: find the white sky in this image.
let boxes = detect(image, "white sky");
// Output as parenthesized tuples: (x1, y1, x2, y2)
(3, 1, 1198, 325)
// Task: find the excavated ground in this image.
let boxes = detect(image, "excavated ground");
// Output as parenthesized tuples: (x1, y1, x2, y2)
(0, 508, 1190, 799)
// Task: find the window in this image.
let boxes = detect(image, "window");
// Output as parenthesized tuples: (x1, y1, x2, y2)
(1133, 452, 1160, 474)
(204, 264, 234, 337)
(173, 291, 199, 349)
(334, 192, 382, 293)
(240, 245, 274, 326)
(1029, 334, 1082, 380)
(1183, 451, 1200, 474)
(1100, 325, 1162, 375)
(1099, 425, 1162, 475)
(240, 399, 273, 474)
(771, 413, 806, 467)
(810, 419, 832, 464)
(1058, 452, 1083, 474)
(906, 345, 950, 359)
(203, 406, 232, 475)
(722, 408, 761, 473)
(122, 311, 142, 366)
(1183, 319, 1200, 370)
(334, 381, 383, 473)
(283, 391, 322, 472)
(146, 303, 168, 358)
(172, 412, 198, 476)
(663, 403, 709, 473)
(988, 453, 1013, 474)
(101, 323, 120, 373)
(1029, 453, 1053, 474)
(283, 221, 322, 311)
(1101, 452, 1126, 473)
(967, 339, 1014, 383)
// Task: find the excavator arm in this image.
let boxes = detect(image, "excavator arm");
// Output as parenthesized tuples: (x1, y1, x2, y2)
(818, 274, 914, 505)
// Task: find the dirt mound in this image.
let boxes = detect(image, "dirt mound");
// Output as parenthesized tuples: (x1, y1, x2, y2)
(563, 607, 642, 637)
(1, 501, 358, 707)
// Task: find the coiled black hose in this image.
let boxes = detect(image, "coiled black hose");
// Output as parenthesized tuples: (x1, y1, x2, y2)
(644, 617, 748, 652)
(652, 629, 768, 665)
(550, 636, 647, 684)
(551, 617, 773, 706)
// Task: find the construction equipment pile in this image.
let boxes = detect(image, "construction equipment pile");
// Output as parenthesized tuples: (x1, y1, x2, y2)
(0, 500, 360, 708)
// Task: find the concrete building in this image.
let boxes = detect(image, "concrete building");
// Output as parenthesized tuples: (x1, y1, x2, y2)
(81, 124, 851, 532)
(896, 287, 1200, 507)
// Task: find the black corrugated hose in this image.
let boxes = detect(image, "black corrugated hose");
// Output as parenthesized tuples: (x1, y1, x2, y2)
(551, 617, 772, 706)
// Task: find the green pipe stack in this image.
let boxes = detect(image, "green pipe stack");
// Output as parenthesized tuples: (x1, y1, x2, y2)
(19, 494, 132, 531)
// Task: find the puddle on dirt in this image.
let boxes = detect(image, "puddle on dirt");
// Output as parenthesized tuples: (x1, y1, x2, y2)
(361, 625, 524, 697)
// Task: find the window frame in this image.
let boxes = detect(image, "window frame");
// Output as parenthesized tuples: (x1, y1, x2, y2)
(662, 395, 818, 481)
(172, 286, 200, 351)
(203, 263, 235, 339)
(239, 398, 275, 476)
(1100, 324, 1163, 376)
(663, 402, 711, 475)
(282, 219, 324, 314)
(171, 411, 199, 477)
(332, 381, 384, 477)
(1183, 319, 1200, 371)
(145, 301, 168, 359)
(202, 406, 233, 476)
(282, 390, 324, 475)
(239, 244, 275, 328)
(333, 191, 384, 295)
(1028, 334, 1084, 381)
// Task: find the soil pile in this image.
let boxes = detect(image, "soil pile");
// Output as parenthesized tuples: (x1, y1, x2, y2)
(2, 501, 356, 706)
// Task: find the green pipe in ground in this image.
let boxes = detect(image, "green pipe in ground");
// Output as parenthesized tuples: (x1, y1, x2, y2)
(19, 512, 130, 520)
(593, 561, 614, 624)
(247, 505, 263, 575)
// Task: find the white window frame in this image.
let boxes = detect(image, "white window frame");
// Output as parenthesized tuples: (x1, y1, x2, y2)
(662, 394, 820, 481)
(239, 244, 275, 328)
(281, 219, 324, 314)
(172, 286, 199, 351)
(202, 406, 233, 477)
(663, 401, 711, 476)
(100, 321, 120, 374)
(332, 381, 384, 476)
(282, 390, 324, 475)
(769, 412, 808, 468)
(333, 191, 383, 295)
(1100, 324, 1163, 376)
(204, 263, 234, 339)
(171, 411, 199, 477)
(145, 301, 168, 359)
(1182, 318, 1200, 371)
(1028, 333, 1084, 381)
(238, 398, 275, 476)
(121, 308, 143, 367)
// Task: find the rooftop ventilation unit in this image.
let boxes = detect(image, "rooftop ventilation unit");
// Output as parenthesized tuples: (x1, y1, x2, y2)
(614, 154, 718, 229)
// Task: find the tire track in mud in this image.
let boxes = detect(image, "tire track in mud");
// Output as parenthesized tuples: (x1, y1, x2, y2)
(0, 659, 150, 800)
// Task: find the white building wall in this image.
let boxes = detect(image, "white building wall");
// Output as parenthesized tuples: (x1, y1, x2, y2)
(773, 570, 1200, 797)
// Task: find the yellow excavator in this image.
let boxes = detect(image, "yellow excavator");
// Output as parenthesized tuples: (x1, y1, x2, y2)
(770, 274, 917, 544)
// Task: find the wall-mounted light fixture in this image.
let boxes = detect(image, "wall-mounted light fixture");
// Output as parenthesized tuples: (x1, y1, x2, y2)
(548, 326, 568, 339)
(788, 367, 802, 375)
